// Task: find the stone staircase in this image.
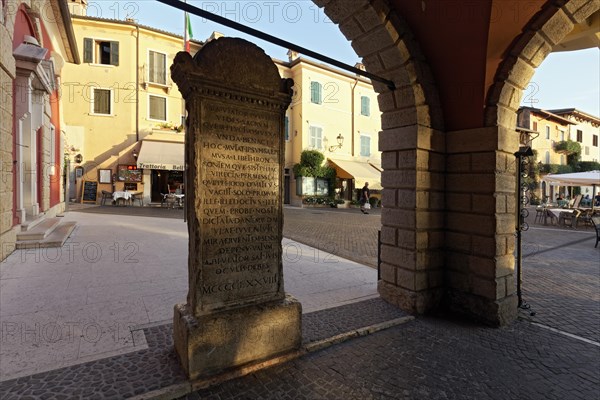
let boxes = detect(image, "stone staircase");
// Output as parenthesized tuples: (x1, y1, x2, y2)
(16, 216, 77, 249)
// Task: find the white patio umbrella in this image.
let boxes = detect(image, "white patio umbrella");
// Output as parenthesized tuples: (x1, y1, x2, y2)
(542, 170, 600, 186)
(542, 170, 600, 209)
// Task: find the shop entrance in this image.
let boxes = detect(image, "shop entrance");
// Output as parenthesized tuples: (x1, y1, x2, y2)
(151, 170, 184, 202)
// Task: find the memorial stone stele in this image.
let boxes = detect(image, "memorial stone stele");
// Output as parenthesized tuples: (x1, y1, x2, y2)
(170, 37, 302, 380)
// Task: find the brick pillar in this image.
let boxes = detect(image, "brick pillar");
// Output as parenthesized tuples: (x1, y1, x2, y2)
(445, 126, 519, 326)
(317, 0, 448, 315)
(377, 113, 445, 313)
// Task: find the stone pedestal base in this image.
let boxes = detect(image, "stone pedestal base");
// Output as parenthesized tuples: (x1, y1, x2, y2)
(173, 295, 302, 380)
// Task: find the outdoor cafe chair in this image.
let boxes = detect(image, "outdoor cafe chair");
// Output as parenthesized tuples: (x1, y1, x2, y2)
(100, 190, 113, 206)
(534, 206, 545, 224)
(559, 210, 581, 228)
(131, 192, 143, 207)
(591, 217, 600, 248)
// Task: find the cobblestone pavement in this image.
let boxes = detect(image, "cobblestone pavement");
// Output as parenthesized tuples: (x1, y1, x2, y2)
(521, 226, 599, 342)
(283, 206, 381, 268)
(68, 205, 382, 270)
(24, 204, 594, 399)
(0, 299, 407, 399)
(2, 298, 598, 400)
(181, 317, 599, 400)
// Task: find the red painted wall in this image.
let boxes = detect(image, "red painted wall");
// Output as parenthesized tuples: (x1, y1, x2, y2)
(40, 19, 61, 208)
(12, 5, 37, 225)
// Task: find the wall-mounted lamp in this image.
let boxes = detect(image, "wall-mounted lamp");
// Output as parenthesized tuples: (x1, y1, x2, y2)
(74, 154, 83, 164)
(328, 134, 344, 152)
(132, 148, 138, 160)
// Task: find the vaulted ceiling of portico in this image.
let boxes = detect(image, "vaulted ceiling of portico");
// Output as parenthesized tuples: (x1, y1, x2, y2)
(388, 0, 546, 131)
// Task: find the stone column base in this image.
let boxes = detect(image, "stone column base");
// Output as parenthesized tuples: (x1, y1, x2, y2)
(173, 295, 302, 380)
(378, 280, 443, 314)
(446, 290, 518, 327)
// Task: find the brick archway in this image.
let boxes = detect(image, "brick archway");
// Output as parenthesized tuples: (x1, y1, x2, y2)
(316, 0, 446, 315)
(484, 1, 599, 129)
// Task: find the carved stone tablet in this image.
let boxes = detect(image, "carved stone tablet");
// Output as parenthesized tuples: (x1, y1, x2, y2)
(170, 37, 301, 380)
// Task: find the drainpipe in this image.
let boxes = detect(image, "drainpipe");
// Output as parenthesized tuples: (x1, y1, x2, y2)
(351, 78, 358, 157)
(135, 24, 140, 142)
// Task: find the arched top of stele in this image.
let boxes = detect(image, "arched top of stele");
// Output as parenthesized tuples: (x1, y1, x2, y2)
(171, 37, 292, 96)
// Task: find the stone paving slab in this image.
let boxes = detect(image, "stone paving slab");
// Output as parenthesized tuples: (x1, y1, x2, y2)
(180, 316, 599, 400)
(0, 298, 406, 399)
(521, 226, 599, 342)
(0, 211, 377, 380)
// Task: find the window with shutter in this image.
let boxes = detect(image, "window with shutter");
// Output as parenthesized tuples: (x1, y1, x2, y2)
(84, 38, 119, 65)
(83, 38, 93, 63)
(149, 95, 167, 121)
(360, 135, 371, 156)
(110, 41, 119, 66)
(310, 81, 322, 104)
(149, 51, 167, 85)
(309, 126, 322, 149)
(284, 116, 289, 141)
(92, 88, 111, 115)
(361, 96, 370, 116)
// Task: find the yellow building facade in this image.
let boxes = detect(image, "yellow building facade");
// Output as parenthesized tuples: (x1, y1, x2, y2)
(517, 107, 574, 165)
(277, 54, 382, 206)
(61, 9, 382, 207)
(61, 13, 200, 203)
(548, 108, 600, 163)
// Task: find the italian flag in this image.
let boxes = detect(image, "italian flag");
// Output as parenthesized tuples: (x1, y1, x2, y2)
(184, 13, 193, 52)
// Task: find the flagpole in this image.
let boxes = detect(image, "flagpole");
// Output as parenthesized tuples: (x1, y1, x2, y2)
(181, 0, 188, 222)
(183, 0, 188, 51)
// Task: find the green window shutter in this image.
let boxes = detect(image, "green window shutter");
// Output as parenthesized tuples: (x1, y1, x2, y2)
(284, 116, 289, 141)
(83, 38, 93, 63)
(110, 41, 119, 66)
(361, 96, 370, 116)
(311, 81, 321, 104)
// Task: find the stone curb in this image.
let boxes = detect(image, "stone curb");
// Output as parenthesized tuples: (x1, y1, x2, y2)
(129, 315, 415, 400)
(304, 316, 415, 353)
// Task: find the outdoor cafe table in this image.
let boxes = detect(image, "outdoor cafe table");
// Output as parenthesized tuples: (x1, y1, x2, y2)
(544, 208, 577, 226)
(112, 191, 133, 205)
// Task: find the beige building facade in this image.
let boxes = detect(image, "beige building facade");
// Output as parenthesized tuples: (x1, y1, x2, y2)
(548, 108, 600, 163)
(517, 107, 574, 165)
(61, 6, 383, 207)
(276, 53, 382, 206)
(61, 12, 201, 204)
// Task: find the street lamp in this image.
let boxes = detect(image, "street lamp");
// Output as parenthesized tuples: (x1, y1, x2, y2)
(328, 134, 344, 152)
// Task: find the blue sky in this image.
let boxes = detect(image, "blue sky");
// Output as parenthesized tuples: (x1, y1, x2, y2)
(87, 1, 599, 116)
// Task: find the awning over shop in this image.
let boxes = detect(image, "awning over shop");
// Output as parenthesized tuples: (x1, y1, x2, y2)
(542, 170, 600, 186)
(328, 159, 382, 190)
(368, 159, 383, 172)
(136, 140, 184, 171)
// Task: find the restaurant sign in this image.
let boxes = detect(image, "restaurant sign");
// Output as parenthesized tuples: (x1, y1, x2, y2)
(137, 162, 184, 171)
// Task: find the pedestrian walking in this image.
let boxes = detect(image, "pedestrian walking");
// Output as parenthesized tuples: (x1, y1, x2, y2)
(360, 182, 371, 214)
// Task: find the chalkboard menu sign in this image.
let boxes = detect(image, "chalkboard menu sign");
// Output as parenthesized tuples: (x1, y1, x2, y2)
(81, 180, 98, 203)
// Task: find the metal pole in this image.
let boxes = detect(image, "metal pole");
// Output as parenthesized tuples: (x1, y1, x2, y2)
(64, 159, 70, 212)
(377, 230, 381, 281)
(155, 0, 396, 91)
(515, 154, 523, 308)
(514, 148, 535, 315)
